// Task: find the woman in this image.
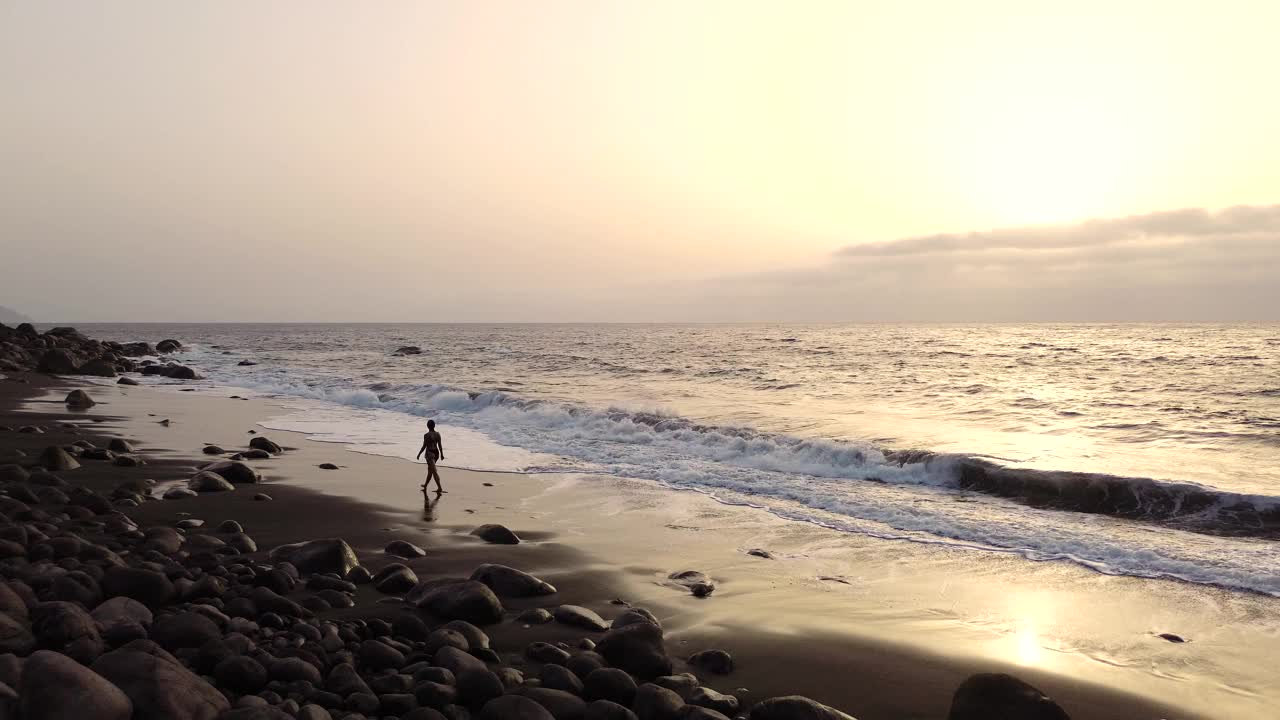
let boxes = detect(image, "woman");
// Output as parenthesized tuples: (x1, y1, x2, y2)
(415, 419, 445, 493)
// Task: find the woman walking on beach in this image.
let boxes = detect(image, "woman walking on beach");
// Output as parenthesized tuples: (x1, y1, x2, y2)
(416, 420, 445, 493)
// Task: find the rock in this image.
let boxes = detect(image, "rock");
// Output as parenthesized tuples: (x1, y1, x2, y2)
(237, 360, 258, 366)
(346, 566, 372, 584)
(0, 611, 35, 654)
(470, 564, 556, 597)
(441, 619, 490, 649)
(526, 642, 571, 665)
(269, 656, 322, 684)
(541, 664, 585, 695)
(746, 548, 774, 559)
(38, 349, 79, 374)
(249, 436, 282, 454)
(425, 628, 470, 655)
(189, 471, 236, 493)
(373, 563, 417, 591)
(687, 649, 733, 675)
(480, 695, 556, 720)
(163, 365, 199, 380)
(946, 673, 1069, 720)
(215, 655, 269, 694)
(470, 524, 520, 545)
(433, 646, 488, 676)
(201, 460, 260, 485)
(358, 638, 405, 670)
(91, 597, 154, 643)
(584, 668, 638, 706)
(268, 538, 358, 576)
(117, 376, 139, 386)
(517, 687, 588, 720)
(586, 700, 640, 720)
(610, 608, 661, 632)
(632, 684, 684, 720)
(31, 601, 103, 662)
(156, 339, 182, 353)
(38, 445, 81, 471)
(555, 605, 609, 632)
(112, 454, 143, 467)
(688, 688, 738, 716)
(680, 707, 730, 720)
(457, 668, 506, 707)
(79, 359, 118, 377)
(326, 662, 372, 696)
(386, 540, 427, 558)
(1157, 632, 1186, 643)
(65, 389, 97, 407)
(667, 571, 714, 598)
(747, 697, 857, 720)
(239, 449, 271, 459)
(596, 622, 671, 680)
(163, 487, 198, 500)
(406, 580, 504, 624)
(393, 346, 423, 356)
(142, 526, 184, 554)
(253, 493, 272, 501)
(202, 445, 225, 454)
(518, 608, 554, 625)
(150, 611, 221, 651)
(21, 649, 132, 720)
(318, 463, 339, 470)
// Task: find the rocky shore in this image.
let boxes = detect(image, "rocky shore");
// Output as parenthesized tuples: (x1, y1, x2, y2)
(0, 325, 1083, 720)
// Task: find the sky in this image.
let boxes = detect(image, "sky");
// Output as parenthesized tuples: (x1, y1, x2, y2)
(1, 1, 1277, 322)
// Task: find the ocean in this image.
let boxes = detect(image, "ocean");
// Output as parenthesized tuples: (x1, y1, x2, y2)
(81, 323, 1280, 595)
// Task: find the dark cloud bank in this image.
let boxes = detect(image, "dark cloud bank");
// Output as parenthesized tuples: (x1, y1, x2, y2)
(669, 205, 1280, 322)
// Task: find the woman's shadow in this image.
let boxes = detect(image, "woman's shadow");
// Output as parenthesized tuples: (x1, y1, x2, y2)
(421, 489, 443, 522)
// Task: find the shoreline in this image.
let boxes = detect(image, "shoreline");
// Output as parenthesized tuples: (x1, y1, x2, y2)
(0, 364, 1239, 719)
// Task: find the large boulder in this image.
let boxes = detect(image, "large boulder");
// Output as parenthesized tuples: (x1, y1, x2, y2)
(31, 601, 103, 662)
(631, 683, 683, 720)
(149, 611, 221, 651)
(471, 524, 520, 545)
(38, 446, 81, 471)
(248, 436, 282, 454)
(91, 597, 154, 645)
(268, 539, 358, 576)
(596, 622, 670, 680)
(79, 359, 118, 377)
(470, 564, 557, 597)
(188, 471, 235, 493)
(747, 696, 858, 720)
(406, 580, 504, 625)
(156, 339, 183, 353)
(373, 564, 419, 594)
(0, 611, 35, 654)
(946, 674, 1070, 720)
(555, 605, 609, 632)
(200, 460, 260, 485)
(21, 649, 132, 720)
(91, 640, 229, 720)
(38, 349, 78, 374)
(65, 389, 96, 408)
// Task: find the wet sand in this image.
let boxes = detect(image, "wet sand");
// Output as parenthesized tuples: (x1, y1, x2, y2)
(4, 372, 1268, 718)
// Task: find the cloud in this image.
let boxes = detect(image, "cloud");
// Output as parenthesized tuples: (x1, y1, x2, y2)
(672, 205, 1280, 322)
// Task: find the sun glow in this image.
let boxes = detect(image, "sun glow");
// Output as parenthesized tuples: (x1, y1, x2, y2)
(971, 103, 1128, 225)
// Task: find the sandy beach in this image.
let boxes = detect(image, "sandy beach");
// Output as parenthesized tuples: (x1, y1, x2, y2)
(5, 352, 1270, 719)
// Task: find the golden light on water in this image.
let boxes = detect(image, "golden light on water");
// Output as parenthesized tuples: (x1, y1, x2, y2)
(1015, 621, 1044, 666)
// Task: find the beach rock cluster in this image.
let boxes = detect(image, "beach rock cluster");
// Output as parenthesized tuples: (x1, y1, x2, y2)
(0, 323, 187, 377)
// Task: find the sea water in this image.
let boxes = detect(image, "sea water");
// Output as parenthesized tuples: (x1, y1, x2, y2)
(80, 323, 1280, 595)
